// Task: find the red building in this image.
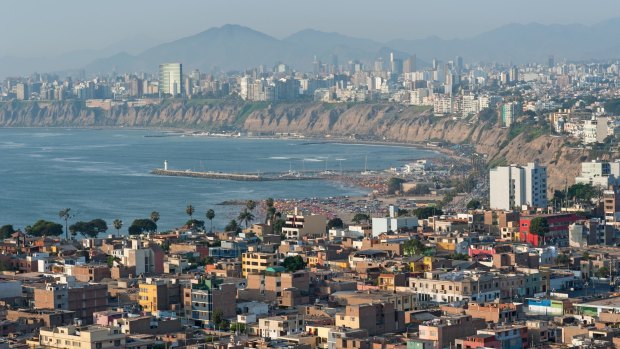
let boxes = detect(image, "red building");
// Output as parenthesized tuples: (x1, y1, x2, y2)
(519, 213, 578, 247)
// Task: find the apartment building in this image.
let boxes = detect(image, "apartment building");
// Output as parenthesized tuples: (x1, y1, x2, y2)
(418, 315, 486, 349)
(183, 277, 236, 328)
(490, 162, 547, 211)
(335, 303, 398, 336)
(34, 281, 108, 325)
(36, 325, 125, 349)
(282, 207, 327, 239)
(258, 314, 305, 339)
(137, 278, 182, 313)
(238, 269, 309, 304)
(241, 252, 278, 277)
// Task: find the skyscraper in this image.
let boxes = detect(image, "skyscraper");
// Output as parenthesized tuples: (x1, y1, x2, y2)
(159, 63, 183, 97)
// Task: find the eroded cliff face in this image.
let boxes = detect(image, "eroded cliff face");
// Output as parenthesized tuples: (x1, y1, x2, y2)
(0, 101, 587, 190)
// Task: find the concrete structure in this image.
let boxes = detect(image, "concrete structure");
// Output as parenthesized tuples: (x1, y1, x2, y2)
(372, 206, 419, 236)
(575, 160, 617, 189)
(281, 207, 327, 239)
(418, 315, 487, 349)
(159, 63, 183, 97)
(335, 303, 398, 336)
(183, 277, 236, 328)
(37, 325, 125, 349)
(34, 282, 108, 324)
(258, 314, 305, 339)
(241, 251, 278, 277)
(490, 162, 547, 210)
(138, 278, 181, 313)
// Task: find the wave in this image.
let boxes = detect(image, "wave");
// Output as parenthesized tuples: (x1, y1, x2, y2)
(268, 156, 291, 160)
(303, 158, 323, 162)
(0, 142, 26, 149)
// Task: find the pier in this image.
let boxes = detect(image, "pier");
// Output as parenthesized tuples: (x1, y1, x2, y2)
(151, 169, 265, 181)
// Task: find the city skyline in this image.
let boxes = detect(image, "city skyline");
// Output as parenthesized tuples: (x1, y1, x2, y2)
(2, 0, 620, 58)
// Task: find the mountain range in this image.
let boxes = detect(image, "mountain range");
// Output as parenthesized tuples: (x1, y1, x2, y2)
(3, 18, 620, 77)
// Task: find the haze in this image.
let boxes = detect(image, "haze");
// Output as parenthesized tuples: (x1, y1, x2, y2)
(2, 0, 620, 58)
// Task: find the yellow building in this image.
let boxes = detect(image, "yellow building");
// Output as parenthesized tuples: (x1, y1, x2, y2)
(35, 325, 125, 349)
(241, 252, 278, 277)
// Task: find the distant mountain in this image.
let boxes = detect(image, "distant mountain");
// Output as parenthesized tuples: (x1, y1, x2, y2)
(388, 18, 620, 63)
(5, 19, 620, 78)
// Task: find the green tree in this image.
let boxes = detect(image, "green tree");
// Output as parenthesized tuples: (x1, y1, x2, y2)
(0, 225, 15, 239)
(29, 220, 63, 237)
(212, 309, 229, 330)
(273, 218, 285, 235)
(150, 211, 160, 224)
(597, 266, 611, 278)
(556, 253, 570, 267)
(403, 238, 426, 256)
(265, 197, 275, 208)
(352, 213, 370, 225)
(246, 200, 257, 211)
(229, 322, 246, 333)
(582, 252, 591, 261)
(206, 209, 215, 232)
(413, 207, 444, 219)
(186, 219, 205, 231)
(225, 220, 241, 234)
(237, 209, 255, 228)
(466, 199, 482, 210)
(107, 255, 115, 268)
(128, 219, 157, 235)
(112, 219, 123, 236)
(529, 217, 550, 236)
(281, 255, 307, 272)
(387, 177, 406, 195)
(185, 204, 195, 220)
(327, 218, 344, 230)
(69, 219, 108, 238)
(58, 208, 74, 240)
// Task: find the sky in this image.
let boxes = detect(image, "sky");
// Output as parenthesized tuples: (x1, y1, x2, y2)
(1, 0, 620, 57)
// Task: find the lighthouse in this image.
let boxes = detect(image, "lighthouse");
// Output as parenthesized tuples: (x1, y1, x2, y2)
(164, 160, 168, 171)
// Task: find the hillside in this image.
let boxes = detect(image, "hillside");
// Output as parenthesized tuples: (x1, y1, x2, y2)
(0, 100, 593, 190)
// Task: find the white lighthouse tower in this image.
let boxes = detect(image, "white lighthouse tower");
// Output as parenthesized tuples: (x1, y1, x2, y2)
(164, 160, 168, 171)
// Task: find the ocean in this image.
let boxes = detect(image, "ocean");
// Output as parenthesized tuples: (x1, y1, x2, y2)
(0, 128, 440, 232)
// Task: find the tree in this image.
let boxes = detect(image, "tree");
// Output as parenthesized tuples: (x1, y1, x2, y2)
(58, 208, 73, 240)
(112, 219, 123, 236)
(150, 211, 160, 224)
(106, 255, 115, 268)
(212, 309, 229, 330)
(29, 220, 63, 237)
(128, 219, 157, 235)
(413, 206, 444, 220)
(246, 200, 257, 211)
(556, 253, 570, 267)
(387, 177, 406, 195)
(327, 218, 344, 230)
(185, 204, 195, 220)
(403, 238, 426, 256)
(596, 266, 610, 279)
(529, 217, 550, 236)
(69, 219, 108, 238)
(352, 213, 370, 225)
(273, 218, 285, 234)
(265, 206, 277, 224)
(281, 255, 307, 272)
(237, 209, 255, 228)
(186, 219, 205, 231)
(206, 209, 215, 232)
(265, 197, 275, 208)
(225, 220, 241, 234)
(466, 199, 482, 210)
(229, 322, 246, 334)
(0, 225, 15, 239)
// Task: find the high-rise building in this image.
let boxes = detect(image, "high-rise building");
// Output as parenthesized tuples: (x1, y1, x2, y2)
(500, 102, 520, 127)
(158, 63, 183, 97)
(489, 162, 548, 210)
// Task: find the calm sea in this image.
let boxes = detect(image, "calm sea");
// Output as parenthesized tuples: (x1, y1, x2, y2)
(0, 128, 440, 232)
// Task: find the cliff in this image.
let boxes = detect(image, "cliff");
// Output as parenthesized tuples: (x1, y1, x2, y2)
(0, 100, 590, 190)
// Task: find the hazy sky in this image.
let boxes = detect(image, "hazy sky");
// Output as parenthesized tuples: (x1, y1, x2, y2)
(2, 0, 620, 57)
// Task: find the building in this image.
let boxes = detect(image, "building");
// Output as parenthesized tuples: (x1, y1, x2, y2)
(519, 213, 579, 247)
(489, 162, 547, 211)
(371, 205, 419, 236)
(575, 160, 617, 189)
(241, 251, 278, 277)
(34, 281, 108, 324)
(258, 314, 305, 339)
(159, 63, 183, 97)
(582, 116, 608, 144)
(238, 269, 309, 305)
(500, 102, 519, 127)
(183, 277, 236, 328)
(281, 207, 327, 239)
(37, 325, 125, 349)
(72, 264, 111, 282)
(138, 278, 182, 313)
(418, 315, 487, 349)
(335, 303, 398, 336)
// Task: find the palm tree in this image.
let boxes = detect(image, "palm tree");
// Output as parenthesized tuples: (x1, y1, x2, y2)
(112, 219, 123, 237)
(265, 197, 275, 208)
(206, 209, 215, 233)
(58, 208, 73, 240)
(237, 209, 255, 229)
(150, 211, 160, 224)
(246, 200, 257, 211)
(186, 204, 195, 220)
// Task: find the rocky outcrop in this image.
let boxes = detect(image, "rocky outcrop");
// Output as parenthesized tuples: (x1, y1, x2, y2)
(0, 100, 590, 190)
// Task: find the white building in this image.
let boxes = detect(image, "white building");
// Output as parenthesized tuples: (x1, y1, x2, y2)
(490, 162, 548, 210)
(371, 205, 418, 236)
(575, 160, 618, 189)
(583, 116, 608, 144)
(259, 314, 305, 339)
(433, 94, 453, 115)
